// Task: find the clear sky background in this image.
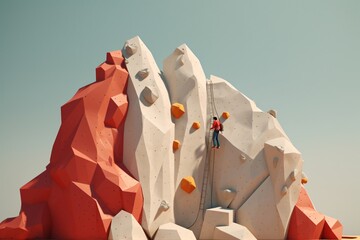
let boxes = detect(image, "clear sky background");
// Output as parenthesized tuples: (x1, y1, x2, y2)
(0, 0, 359, 235)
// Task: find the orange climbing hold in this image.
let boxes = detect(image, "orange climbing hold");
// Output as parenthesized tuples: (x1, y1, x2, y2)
(171, 103, 185, 119)
(181, 176, 196, 194)
(192, 121, 200, 129)
(173, 140, 181, 151)
(222, 112, 230, 119)
(301, 177, 308, 184)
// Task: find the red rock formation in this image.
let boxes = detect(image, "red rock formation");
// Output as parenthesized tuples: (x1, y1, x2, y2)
(0, 50, 143, 239)
(287, 186, 342, 240)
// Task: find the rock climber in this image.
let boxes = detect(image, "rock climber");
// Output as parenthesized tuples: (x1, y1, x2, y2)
(210, 116, 221, 149)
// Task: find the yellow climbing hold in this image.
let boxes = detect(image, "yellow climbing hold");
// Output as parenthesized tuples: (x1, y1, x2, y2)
(222, 112, 230, 119)
(173, 140, 181, 151)
(181, 176, 196, 193)
(171, 103, 185, 119)
(192, 121, 201, 129)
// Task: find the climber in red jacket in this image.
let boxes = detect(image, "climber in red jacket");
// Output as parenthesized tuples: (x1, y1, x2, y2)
(210, 117, 221, 149)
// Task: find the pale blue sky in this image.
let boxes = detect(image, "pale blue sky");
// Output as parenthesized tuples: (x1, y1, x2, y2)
(0, 0, 359, 235)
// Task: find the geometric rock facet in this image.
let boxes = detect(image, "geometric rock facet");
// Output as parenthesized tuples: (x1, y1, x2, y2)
(287, 205, 325, 240)
(142, 86, 159, 104)
(218, 189, 237, 208)
(154, 222, 196, 240)
(96, 62, 116, 82)
(124, 42, 137, 57)
(321, 215, 343, 240)
(122, 36, 175, 238)
(213, 223, 257, 240)
(287, 186, 342, 240)
(137, 68, 149, 80)
(108, 210, 147, 240)
(104, 93, 128, 128)
(200, 207, 234, 240)
(106, 50, 123, 65)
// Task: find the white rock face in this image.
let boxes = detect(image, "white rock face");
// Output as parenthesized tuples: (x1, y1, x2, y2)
(123, 36, 175, 237)
(163, 44, 208, 228)
(200, 207, 233, 240)
(199, 207, 256, 240)
(108, 210, 147, 240)
(208, 75, 302, 239)
(121, 36, 303, 240)
(213, 223, 257, 240)
(154, 222, 197, 240)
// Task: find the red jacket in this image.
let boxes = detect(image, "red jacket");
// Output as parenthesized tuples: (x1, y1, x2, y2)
(211, 120, 221, 131)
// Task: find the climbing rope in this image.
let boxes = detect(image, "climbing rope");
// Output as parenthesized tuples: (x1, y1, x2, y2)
(185, 78, 219, 229)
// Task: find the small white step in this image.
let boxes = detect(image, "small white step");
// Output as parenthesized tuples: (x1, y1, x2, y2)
(199, 207, 234, 240)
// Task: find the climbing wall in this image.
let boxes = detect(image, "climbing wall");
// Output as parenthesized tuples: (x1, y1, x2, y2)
(122, 36, 175, 238)
(0, 36, 343, 240)
(163, 44, 208, 229)
(208, 75, 303, 239)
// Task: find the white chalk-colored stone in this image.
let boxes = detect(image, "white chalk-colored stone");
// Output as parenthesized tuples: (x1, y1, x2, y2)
(154, 222, 196, 240)
(108, 210, 147, 240)
(142, 85, 159, 104)
(213, 223, 257, 240)
(163, 44, 208, 229)
(119, 37, 306, 240)
(199, 207, 233, 240)
(218, 189, 237, 208)
(123, 36, 175, 238)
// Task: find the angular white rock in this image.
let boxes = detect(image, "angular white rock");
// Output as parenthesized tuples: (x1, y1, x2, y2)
(199, 207, 234, 240)
(213, 223, 257, 240)
(154, 222, 196, 240)
(108, 210, 147, 240)
(163, 44, 208, 228)
(123, 36, 175, 238)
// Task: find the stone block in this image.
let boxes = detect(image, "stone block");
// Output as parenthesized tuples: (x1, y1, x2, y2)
(200, 207, 233, 240)
(108, 210, 147, 240)
(213, 223, 257, 240)
(154, 223, 196, 240)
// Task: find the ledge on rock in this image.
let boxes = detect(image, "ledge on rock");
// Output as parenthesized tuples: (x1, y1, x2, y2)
(108, 210, 147, 240)
(154, 223, 196, 240)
